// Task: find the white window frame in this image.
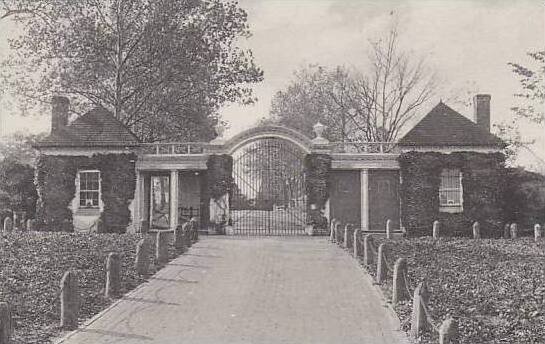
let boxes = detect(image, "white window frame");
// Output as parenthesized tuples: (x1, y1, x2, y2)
(77, 170, 101, 209)
(439, 169, 463, 213)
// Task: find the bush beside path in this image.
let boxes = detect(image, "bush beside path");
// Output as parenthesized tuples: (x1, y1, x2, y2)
(371, 236, 545, 343)
(0, 232, 176, 344)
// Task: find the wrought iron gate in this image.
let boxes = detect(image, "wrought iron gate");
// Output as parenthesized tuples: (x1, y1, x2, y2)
(230, 138, 307, 235)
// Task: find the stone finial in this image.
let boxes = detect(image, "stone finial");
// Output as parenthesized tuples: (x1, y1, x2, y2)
(510, 223, 518, 239)
(392, 258, 408, 304)
(105, 253, 121, 298)
(60, 270, 79, 329)
(534, 224, 542, 242)
(311, 122, 329, 144)
(472, 222, 480, 239)
(433, 220, 440, 239)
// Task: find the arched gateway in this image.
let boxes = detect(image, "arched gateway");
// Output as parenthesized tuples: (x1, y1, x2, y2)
(230, 136, 307, 235)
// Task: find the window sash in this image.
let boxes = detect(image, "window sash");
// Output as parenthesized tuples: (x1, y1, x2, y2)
(78, 171, 100, 208)
(439, 169, 462, 207)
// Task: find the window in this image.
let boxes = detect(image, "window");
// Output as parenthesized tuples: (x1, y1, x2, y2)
(439, 169, 463, 213)
(78, 170, 100, 208)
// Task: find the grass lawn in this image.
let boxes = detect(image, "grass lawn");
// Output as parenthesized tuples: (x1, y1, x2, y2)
(364, 236, 545, 344)
(0, 232, 176, 344)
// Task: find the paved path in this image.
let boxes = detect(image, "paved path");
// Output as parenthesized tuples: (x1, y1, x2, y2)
(57, 237, 408, 344)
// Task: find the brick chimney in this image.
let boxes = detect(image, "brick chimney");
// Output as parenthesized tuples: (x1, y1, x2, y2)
(51, 96, 69, 134)
(473, 94, 491, 132)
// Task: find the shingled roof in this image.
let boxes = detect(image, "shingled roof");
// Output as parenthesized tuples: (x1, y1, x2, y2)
(36, 107, 140, 147)
(398, 102, 504, 147)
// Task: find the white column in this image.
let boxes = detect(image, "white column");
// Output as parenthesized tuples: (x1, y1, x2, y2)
(170, 170, 179, 230)
(360, 169, 369, 231)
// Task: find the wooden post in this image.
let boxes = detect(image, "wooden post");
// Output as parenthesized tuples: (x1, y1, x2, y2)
(60, 270, 79, 330)
(3, 218, 12, 233)
(535, 224, 542, 242)
(392, 258, 408, 304)
(190, 218, 199, 242)
(433, 220, 440, 239)
(376, 243, 387, 284)
(344, 224, 353, 249)
(363, 235, 374, 266)
(472, 222, 480, 239)
(174, 223, 188, 252)
(135, 239, 148, 275)
(184, 224, 192, 248)
(353, 228, 360, 257)
(335, 222, 342, 244)
(105, 253, 121, 298)
(156, 231, 169, 265)
(386, 219, 392, 239)
(0, 302, 11, 344)
(26, 219, 36, 232)
(510, 223, 518, 239)
(410, 282, 427, 339)
(439, 317, 458, 344)
(503, 223, 510, 239)
(329, 219, 335, 242)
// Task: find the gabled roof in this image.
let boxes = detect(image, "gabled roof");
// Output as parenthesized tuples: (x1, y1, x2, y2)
(36, 107, 140, 147)
(398, 102, 504, 147)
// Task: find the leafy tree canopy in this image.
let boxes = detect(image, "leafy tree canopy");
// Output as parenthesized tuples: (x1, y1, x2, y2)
(1, 0, 263, 142)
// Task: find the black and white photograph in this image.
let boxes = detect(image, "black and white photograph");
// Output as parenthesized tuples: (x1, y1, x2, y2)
(0, 0, 543, 343)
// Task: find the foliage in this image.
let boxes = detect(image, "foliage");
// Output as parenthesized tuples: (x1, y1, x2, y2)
(304, 153, 331, 218)
(0, 157, 37, 216)
(496, 51, 545, 162)
(270, 27, 436, 143)
(1, 0, 263, 142)
(35, 153, 136, 232)
(370, 236, 545, 344)
(503, 167, 545, 227)
(398, 151, 506, 237)
(206, 154, 233, 200)
(35, 155, 77, 232)
(98, 154, 136, 233)
(0, 132, 46, 165)
(0, 231, 178, 344)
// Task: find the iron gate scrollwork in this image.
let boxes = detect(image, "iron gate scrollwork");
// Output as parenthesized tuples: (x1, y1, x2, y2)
(230, 138, 307, 235)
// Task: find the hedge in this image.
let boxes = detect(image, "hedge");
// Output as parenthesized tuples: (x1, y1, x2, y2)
(35, 153, 136, 232)
(399, 151, 506, 237)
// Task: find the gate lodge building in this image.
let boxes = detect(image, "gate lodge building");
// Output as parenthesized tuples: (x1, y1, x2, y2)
(34, 94, 506, 236)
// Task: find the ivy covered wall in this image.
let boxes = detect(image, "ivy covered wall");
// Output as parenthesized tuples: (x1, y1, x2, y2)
(35, 153, 136, 232)
(399, 151, 506, 237)
(304, 153, 331, 227)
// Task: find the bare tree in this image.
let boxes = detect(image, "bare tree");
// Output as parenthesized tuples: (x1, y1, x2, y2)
(270, 27, 436, 143)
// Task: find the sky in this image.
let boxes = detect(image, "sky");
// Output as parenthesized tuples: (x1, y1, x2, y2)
(0, 0, 544, 169)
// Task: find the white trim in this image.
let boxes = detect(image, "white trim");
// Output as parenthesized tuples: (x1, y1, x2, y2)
(38, 147, 135, 156)
(360, 169, 369, 231)
(401, 146, 502, 154)
(170, 170, 179, 230)
(439, 169, 463, 213)
(76, 170, 102, 210)
(226, 133, 310, 154)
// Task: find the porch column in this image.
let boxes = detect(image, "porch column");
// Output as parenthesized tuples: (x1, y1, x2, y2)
(170, 170, 179, 230)
(360, 169, 369, 231)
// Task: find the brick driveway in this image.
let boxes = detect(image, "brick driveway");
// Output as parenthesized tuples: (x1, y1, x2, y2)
(56, 237, 408, 344)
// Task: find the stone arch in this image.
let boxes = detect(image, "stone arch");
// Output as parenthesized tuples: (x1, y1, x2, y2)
(223, 125, 312, 155)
